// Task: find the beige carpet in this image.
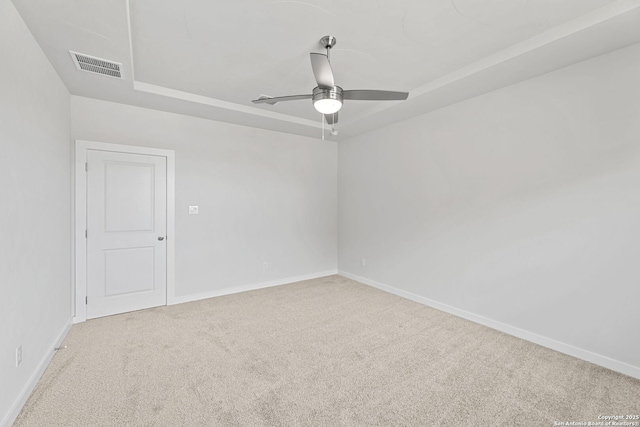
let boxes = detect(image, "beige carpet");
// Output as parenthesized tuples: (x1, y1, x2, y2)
(14, 275, 640, 426)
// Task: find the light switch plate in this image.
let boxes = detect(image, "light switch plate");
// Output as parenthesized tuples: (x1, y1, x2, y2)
(189, 206, 199, 215)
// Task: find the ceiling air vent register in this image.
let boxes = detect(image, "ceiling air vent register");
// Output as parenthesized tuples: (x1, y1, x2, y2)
(69, 51, 122, 79)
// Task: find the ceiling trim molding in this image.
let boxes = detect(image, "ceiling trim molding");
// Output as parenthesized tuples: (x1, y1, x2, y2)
(123, 0, 321, 130)
(125, 0, 136, 82)
(344, 0, 640, 125)
(413, 0, 640, 99)
(133, 81, 323, 128)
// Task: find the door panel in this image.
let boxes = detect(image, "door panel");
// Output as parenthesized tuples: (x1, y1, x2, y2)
(87, 150, 167, 319)
(104, 247, 155, 296)
(104, 162, 155, 232)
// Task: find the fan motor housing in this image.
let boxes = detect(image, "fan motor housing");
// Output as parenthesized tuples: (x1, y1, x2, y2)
(312, 86, 343, 103)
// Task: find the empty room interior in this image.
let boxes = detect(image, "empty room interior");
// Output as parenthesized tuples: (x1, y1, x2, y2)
(2, 0, 640, 425)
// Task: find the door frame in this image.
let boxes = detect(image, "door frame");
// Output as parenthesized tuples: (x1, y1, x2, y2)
(74, 140, 175, 323)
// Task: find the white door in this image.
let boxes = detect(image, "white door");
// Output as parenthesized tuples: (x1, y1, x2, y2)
(86, 149, 167, 319)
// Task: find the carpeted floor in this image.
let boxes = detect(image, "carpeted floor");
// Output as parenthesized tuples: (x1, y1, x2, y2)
(14, 275, 640, 426)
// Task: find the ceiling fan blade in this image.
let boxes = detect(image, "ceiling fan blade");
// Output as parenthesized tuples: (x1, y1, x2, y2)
(343, 90, 409, 101)
(252, 94, 312, 105)
(324, 112, 338, 125)
(310, 53, 335, 88)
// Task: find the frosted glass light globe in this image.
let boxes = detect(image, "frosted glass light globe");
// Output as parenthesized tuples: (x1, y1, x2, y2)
(314, 98, 342, 115)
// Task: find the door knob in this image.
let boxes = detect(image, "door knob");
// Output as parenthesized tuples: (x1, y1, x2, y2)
(158, 236, 165, 241)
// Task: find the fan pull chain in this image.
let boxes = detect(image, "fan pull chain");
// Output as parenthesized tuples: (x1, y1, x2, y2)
(321, 114, 325, 140)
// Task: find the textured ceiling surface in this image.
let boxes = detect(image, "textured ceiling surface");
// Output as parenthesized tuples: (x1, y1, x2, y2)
(11, 0, 640, 140)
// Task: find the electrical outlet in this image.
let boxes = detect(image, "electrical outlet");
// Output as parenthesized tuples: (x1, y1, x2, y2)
(361, 258, 366, 267)
(16, 345, 22, 367)
(263, 261, 269, 269)
(188, 206, 199, 215)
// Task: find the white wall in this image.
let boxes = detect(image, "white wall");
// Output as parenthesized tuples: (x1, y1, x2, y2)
(71, 97, 337, 299)
(0, 1, 72, 425)
(339, 42, 640, 377)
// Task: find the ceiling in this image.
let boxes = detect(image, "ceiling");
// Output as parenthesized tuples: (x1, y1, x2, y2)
(12, 0, 640, 140)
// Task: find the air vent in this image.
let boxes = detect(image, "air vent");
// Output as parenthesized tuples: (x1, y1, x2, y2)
(69, 51, 122, 79)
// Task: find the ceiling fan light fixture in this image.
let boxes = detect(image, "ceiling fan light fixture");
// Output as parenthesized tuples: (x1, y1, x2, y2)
(251, 35, 409, 133)
(312, 86, 343, 114)
(314, 98, 342, 114)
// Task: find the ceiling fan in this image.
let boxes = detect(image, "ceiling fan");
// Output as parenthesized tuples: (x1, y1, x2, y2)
(252, 36, 409, 127)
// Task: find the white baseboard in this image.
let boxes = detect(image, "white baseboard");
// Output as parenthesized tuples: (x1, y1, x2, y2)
(1, 319, 73, 427)
(169, 270, 339, 305)
(339, 270, 640, 380)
